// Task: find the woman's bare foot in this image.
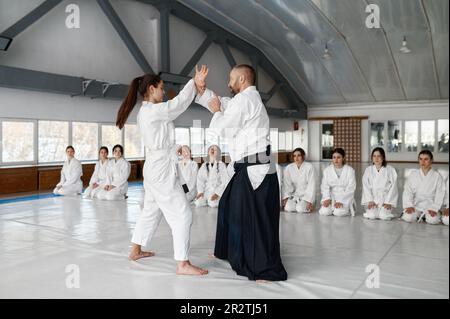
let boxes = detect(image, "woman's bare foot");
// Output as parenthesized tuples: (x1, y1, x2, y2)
(128, 244, 155, 261)
(256, 279, 270, 284)
(176, 261, 208, 276)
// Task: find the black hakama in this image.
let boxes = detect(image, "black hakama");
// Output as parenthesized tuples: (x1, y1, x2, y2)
(214, 150, 287, 281)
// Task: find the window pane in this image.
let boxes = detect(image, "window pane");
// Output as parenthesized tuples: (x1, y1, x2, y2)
(38, 121, 69, 163)
(420, 121, 435, 152)
(124, 124, 143, 158)
(72, 122, 98, 160)
(278, 132, 286, 151)
(293, 130, 301, 149)
(270, 129, 279, 153)
(102, 125, 122, 154)
(370, 122, 384, 149)
(175, 128, 190, 147)
(190, 127, 205, 157)
(321, 123, 334, 160)
(438, 119, 449, 153)
(2, 121, 34, 163)
(404, 121, 418, 152)
(387, 121, 402, 152)
(285, 131, 293, 151)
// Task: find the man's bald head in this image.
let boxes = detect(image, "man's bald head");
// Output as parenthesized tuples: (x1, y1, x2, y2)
(233, 64, 256, 85)
(228, 64, 256, 95)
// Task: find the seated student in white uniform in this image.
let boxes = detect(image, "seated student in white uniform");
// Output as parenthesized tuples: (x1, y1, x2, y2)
(83, 146, 110, 199)
(178, 145, 199, 203)
(53, 145, 83, 196)
(401, 150, 445, 224)
(443, 177, 449, 226)
(319, 148, 356, 217)
(362, 147, 398, 220)
(282, 148, 316, 213)
(194, 144, 229, 208)
(97, 144, 131, 201)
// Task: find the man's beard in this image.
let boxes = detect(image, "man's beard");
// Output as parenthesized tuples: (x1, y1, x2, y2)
(229, 86, 238, 96)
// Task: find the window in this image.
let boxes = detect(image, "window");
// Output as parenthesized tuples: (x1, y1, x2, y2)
(175, 128, 190, 147)
(293, 130, 301, 149)
(190, 127, 205, 157)
(420, 121, 435, 152)
(38, 121, 69, 163)
(101, 125, 122, 154)
(2, 121, 35, 163)
(270, 129, 279, 153)
(321, 123, 334, 160)
(438, 119, 449, 153)
(285, 131, 293, 151)
(404, 121, 418, 152)
(387, 121, 402, 152)
(72, 122, 98, 160)
(278, 132, 286, 151)
(370, 122, 384, 149)
(124, 124, 144, 158)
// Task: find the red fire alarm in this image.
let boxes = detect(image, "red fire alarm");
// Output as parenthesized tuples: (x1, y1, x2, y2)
(294, 121, 299, 131)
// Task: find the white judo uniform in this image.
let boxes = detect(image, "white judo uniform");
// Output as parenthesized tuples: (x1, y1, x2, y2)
(401, 168, 445, 224)
(131, 79, 197, 261)
(194, 160, 229, 208)
(53, 158, 83, 196)
(195, 86, 273, 190)
(83, 159, 109, 199)
(319, 164, 357, 217)
(96, 158, 130, 201)
(443, 177, 449, 226)
(361, 165, 398, 220)
(282, 162, 316, 213)
(178, 159, 199, 203)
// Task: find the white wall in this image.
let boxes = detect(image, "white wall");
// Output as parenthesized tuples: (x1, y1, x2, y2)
(308, 101, 449, 162)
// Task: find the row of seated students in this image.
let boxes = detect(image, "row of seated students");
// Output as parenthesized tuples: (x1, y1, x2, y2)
(53, 145, 131, 201)
(53, 144, 449, 226)
(177, 145, 449, 226)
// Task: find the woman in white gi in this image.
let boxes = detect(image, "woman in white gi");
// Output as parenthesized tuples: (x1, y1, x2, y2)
(116, 65, 209, 275)
(53, 146, 83, 196)
(178, 145, 198, 203)
(282, 148, 316, 213)
(362, 147, 398, 220)
(319, 148, 356, 217)
(443, 177, 449, 226)
(83, 146, 109, 199)
(194, 144, 229, 208)
(96, 144, 130, 201)
(402, 150, 445, 224)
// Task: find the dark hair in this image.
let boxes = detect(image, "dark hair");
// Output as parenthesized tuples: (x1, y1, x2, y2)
(99, 146, 109, 154)
(113, 144, 124, 156)
(233, 64, 256, 85)
(116, 74, 162, 129)
(292, 147, 306, 159)
(66, 145, 74, 152)
(371, 147, 387, 167)
(332, 148, 346, 164)
(418, 150, 433, 161)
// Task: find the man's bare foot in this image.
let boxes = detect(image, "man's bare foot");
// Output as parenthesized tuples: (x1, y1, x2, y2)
(256, 279, 270, 284)
(176, 261, 208, 276)
(128, 245, 155, 261)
